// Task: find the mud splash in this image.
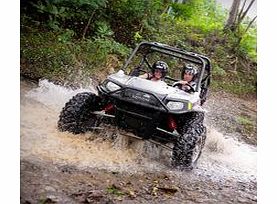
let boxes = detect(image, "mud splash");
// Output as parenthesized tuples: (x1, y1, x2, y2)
(20, 79, 256, 182)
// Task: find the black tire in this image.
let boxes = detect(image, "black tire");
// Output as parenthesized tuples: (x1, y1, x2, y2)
(172, 112, 206, 170)
(57, 92, 101, 134)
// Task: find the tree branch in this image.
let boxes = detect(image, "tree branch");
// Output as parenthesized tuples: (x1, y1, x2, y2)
(244, 16, 257, 33)
(235, 16, 256, 47)
(237, 0, 247, 21)
(238, 0, 255, 24)
(82, 11, 95, 39)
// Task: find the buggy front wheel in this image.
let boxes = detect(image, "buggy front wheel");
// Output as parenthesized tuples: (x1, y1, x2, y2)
(57, 92, 102, 134)
(172, 112, 206, 170)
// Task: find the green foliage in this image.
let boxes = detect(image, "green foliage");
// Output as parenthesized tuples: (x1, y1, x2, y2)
(149, 0, 226, 48)
(237, 115, 253, 126)
(239, 27, 257, 61)
(109, 0, 163, 21)
(31, 0, 67, 30)
(213, 64, 226, 76)
(20, 28, 130, 82)
(107, 185, 125, 196)
(32, 0, 66, 18)
(150, 15, 190, 46)
(58, 29, 75, 43)
(21, 30, 73, 80)
(95, 21, 114, 38)
(106, 0, 166, 44)
(134, 31, 143, 43)
(151, 0, 256, 95)
(30, 0, 108, 36)
(237, 114, 256, 135)
(77, 37, 130, 70)
(27, 0, 167, 42)
(21, 0, 256, 96)
(171, 0, 226, 33)
(211, 73, 256, 95)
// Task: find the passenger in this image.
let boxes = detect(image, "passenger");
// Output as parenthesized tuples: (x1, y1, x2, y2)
(173, 64, 197, 92)
(139, 61, 168, 81)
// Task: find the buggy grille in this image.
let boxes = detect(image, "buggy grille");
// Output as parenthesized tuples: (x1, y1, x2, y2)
(113, 88, 165, 110)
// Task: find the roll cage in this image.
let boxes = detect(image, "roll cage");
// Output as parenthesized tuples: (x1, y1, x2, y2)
(122, 42, 211, 93)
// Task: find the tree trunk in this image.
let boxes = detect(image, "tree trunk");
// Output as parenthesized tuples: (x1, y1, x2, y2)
(225, 0, 241, 31)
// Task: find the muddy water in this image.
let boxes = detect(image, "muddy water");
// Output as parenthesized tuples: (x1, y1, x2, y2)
(20, 79, 256, 184)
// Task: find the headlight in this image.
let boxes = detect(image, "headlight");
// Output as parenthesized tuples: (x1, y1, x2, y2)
(106, 81, 121, 92)
(166, 101, 184, 110)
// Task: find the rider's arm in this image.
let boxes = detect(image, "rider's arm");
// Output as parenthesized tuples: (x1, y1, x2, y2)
(173, 80, 196, 92)
(184, 81, 196, 92)
(173, 80, 188, 87)
(139, 73, 152, 79)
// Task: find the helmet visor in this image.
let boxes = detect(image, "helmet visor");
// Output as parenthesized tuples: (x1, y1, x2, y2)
(184, 69, 195, 75)
(155, 64, 166, 71)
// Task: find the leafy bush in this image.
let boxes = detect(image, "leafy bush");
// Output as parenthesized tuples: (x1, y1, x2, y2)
(95, 21, 114, 38)
(20, 28, 130, 82)
(213, 64, 226, 76)
(239, 27, 257, 61)
(106, 0, 166, 45)
(28, 0, 108, 37)
(21, 0, 256, 96)
(171, 0, 226, 33)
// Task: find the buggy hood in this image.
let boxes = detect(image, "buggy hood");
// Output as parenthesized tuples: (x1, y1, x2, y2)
(107, 70, 200, 104)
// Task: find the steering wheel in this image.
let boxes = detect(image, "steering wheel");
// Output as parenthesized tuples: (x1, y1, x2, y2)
(173, 82, 195, 92)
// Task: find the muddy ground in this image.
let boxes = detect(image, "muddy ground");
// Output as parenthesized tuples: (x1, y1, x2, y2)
(20, 79, 257, 203)
(21, 159, 256, 204)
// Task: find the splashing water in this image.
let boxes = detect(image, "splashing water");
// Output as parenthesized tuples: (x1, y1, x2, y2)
(25, 79, 97, 112)
(21, 79, 256, 182)
(197, 128, 256, 182)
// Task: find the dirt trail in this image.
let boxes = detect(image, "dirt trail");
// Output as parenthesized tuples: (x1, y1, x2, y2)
(20, 79, 257, 203)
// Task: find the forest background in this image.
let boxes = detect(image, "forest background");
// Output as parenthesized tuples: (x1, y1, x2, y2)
(20, 0, 257, 96)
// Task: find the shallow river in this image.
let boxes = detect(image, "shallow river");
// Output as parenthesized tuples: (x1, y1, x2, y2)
(20, 79, 256, 185)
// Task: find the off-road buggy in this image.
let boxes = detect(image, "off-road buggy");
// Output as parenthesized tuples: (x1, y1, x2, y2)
(58, 42, 211, 170)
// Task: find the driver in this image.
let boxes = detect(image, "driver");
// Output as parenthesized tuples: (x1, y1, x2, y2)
(139, 60, 168, 81)
(173, 64, 197, 92)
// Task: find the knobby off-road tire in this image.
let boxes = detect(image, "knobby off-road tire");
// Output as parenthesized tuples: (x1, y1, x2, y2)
(172, 112, 206, 170)
(57, 92, 101, 134)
